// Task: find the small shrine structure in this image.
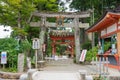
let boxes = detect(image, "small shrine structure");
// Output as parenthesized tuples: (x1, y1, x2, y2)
(50, 30, 74, 57)
(87, 6, 120, 69)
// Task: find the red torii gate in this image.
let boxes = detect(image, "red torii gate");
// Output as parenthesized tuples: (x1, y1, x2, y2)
(50, 30, 74, 57)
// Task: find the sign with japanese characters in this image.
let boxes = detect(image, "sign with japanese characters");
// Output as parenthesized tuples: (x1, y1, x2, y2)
(32, 38, 40, 49)
(79, 50, 87, 62)
(1, 52, 7, 64)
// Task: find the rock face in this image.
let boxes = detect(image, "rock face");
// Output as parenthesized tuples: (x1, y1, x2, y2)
(0, 72, 21, 79)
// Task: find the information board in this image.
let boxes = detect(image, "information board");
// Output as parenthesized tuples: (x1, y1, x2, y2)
(1, 52, 7, 64)
(32, 38, 40, 49)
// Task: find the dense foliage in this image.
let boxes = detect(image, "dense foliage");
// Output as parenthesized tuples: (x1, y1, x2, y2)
(0, 0, 59, 72)
(85, 46, 98, 62)
(0, 0, 58, 39)
(0, 38, 18, 69)
(85, 41, 111, 62)
(70, 0, 120, 21)
(81, 41, 92, 50)
(0, 38, 32, 72)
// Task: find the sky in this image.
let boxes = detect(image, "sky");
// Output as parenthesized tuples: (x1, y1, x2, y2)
(61, 0, 77, 12)
(0, 25, 12, 38)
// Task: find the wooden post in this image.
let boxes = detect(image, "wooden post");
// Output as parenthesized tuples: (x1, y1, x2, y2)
(117, 31, 120, 71)
(35, 50, 37, 69)
(96, 57, 98, 74)
(71, 45, 74, 58)
(102, 38, 104, 54)
(52, 43, 56, 56)
(106, 57, 109, 74)
(74, 18, 81, 63)
(117, 31, 120, 55)
(92, 32, 95, 48)
(3, 64, 5, 69)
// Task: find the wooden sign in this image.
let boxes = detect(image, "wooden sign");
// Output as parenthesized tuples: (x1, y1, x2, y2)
(32, 38, 40, 49)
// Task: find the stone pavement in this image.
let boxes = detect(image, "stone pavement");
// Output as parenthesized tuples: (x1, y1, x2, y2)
(32, 71, 80, 80)
(27, 58, 120, 80)
(31, 59, 93, 80)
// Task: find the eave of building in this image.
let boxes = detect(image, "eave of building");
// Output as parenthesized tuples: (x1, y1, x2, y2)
(87, 12, 120, 33)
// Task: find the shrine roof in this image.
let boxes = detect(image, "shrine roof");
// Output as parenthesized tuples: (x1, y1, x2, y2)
(50, 30, 74, 37)
(87, 6, 120, 32)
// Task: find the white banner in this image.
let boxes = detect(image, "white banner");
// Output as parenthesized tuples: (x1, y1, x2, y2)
(1, 52, 7, 64)
(79, 50, 87, 62)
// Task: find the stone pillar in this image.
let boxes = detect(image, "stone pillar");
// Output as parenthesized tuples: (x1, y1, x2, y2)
(18, 54, 24, 73)
(74, 18, 81, 63)
(39, 17, 46, 60)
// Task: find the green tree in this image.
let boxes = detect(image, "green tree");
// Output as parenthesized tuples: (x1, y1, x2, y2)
(0, 0, 59, 70)
(70, 0, 120, 21)
(0, 0, 35, 28)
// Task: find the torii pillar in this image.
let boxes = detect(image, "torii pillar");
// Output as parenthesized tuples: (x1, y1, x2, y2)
(39, 17, 46, 60)
(74, 18, 81, 63)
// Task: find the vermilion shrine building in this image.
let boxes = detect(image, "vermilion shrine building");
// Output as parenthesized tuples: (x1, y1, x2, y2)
(50, 30, 74, 57)
(87, 6, 120, 69)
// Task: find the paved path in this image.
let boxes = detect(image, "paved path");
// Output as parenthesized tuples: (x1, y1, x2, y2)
(32, 71, 80, 80)
(32, 59, 93, 80)
(32, 58, 120, 80)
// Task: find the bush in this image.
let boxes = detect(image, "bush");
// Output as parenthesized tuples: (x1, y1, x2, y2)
(104, 42, 111, 52)
(85, 41, 111, 62)
(85, 46, 98, 62)
(0, 68, 17, 72)
(0, 38, 18, 68)
(82, 41, 92, 50)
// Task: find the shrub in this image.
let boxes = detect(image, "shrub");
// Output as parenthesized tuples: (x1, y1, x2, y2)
(85, 41, 111, 62)
(0, 38, 18, 70)
(85, 46, 98, 62)
(82, 41, 92, 50)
